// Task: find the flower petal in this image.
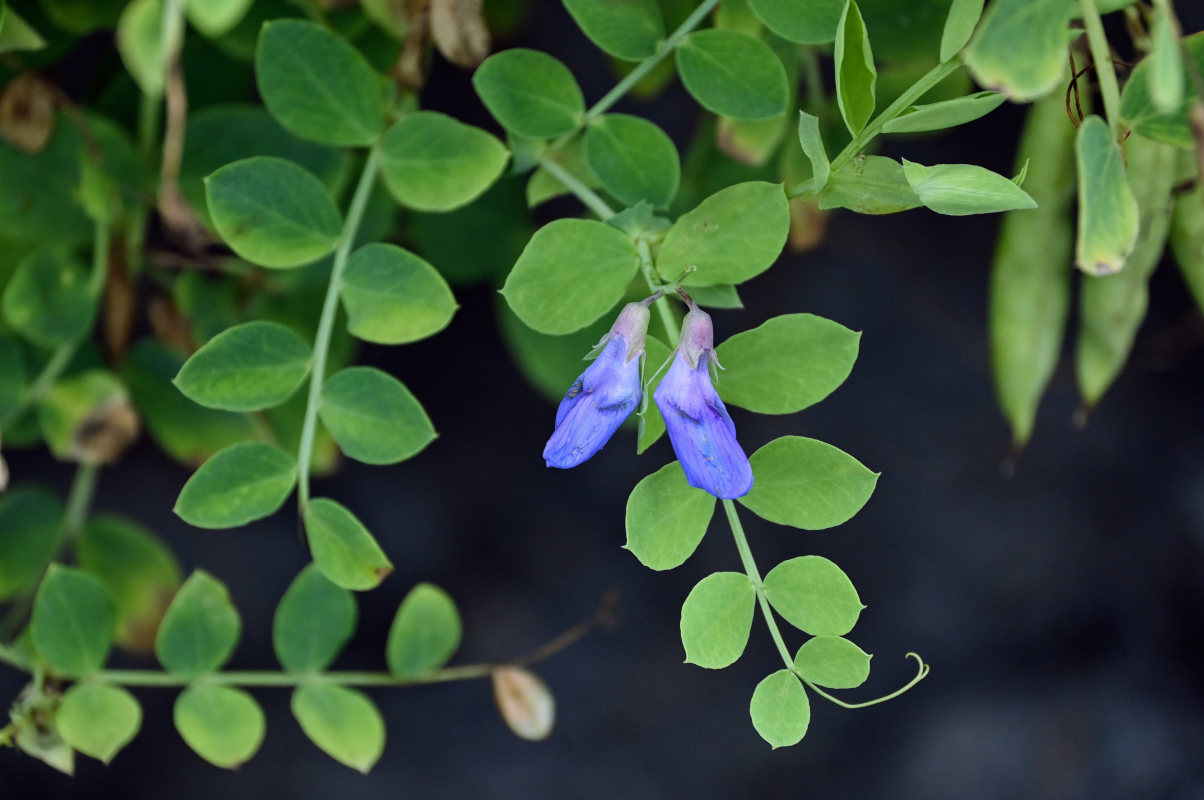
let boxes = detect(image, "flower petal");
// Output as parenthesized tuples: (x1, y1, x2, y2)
(653, 352, 753, 499)
(544, 336, 641, 468)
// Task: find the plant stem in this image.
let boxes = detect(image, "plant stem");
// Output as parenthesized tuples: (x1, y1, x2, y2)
(801, 653, 930, 709)
(93, 664, 497, 688)
(550, 0, 724, 151)
(1079, 0, 1124, 138)
(722, 500, 930, 708)
(0, 641, 23, 671)
(723, 499, 795, 667)
(788, 59, 962, 198)
(537, 156, 616, 219)
(296, 148, 381, 512)
(0, 222, 111, 433)
(588, 0, 722, 121)
(637, 239, 680, 346)
(61, 462, 100, 544)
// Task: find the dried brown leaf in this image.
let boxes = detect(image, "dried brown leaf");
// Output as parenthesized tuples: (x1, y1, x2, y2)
(72, 395, 140, 464)
(0, 73, 57, 153)
(430, 0, 490, 68)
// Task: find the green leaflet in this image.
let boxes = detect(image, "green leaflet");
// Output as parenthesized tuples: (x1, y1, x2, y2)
(964, 0, 1071, 101)
(1075, 116, 1139, 276)
(624, 462, 716, 570)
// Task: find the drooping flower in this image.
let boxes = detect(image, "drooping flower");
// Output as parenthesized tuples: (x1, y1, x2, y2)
(543, 301, 652, 469)
(653, 303, 753, 499)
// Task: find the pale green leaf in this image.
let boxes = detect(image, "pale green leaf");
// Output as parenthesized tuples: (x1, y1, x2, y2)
(819, 155, 922, 215)
(304, 497, 393, 591)
(155, 570, 241, 678)
(379, 112, 509, 212)
(56, 684, 142, 764)
(624, 462, 716, 570)
(274, 564, 358, 671)
(341, 243, 457, 345)
(501, 218, 640, 334)
(940, 0, 984, 61)
(584, 113, 680, 208)
(834, 0, 876, 135)
(386, 583, 461, 678)
(318, 366, 436, 465)
(1075, 115, 1139, 275)
(174, 321, 312, 412)
(256, 19, 385, 146)
(32, 565, 115, 677)
(562, 0, 664, 60)
(174, 685, 265, 769)
(77, 514, 182, 654)
(0, 488, 62, 601)
(903, 159, 1037, 216)
(292, 684, 385, 773)
(763, 556, 863, 636)
(661, 181, 790, 287)
(739, 436, 878, 530)
(749, 669, 810, 748)
(2, 248, 94, 348)
(882, 91, 1006, 134)
(748, 0, 844, 44)
(794, 635, 871, 689)
(117, 0, 164, 98)
(472, 49, 584, 138)
(964, 0, 1071, 101)
(716, 313, 860, 414)
(679, 572, 755, 669)
(675, 29, 789, 120)
(205, 157, 342, 268)
(174, 441, 297, 528)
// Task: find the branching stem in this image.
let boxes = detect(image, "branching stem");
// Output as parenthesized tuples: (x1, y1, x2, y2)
(550, 0, 724, 153)
(722, 500, 929, 709)
(537, 156, 616, 219)
(788, 59, 962, 198)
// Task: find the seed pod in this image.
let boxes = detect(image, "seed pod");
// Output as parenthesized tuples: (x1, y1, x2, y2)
(1075, 134, 1178, 410)
(988, 90, 1076, 447)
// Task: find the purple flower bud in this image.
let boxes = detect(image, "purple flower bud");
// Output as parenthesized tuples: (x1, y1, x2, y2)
(543, 303, 650, 469)
(654, 306, 753, 499)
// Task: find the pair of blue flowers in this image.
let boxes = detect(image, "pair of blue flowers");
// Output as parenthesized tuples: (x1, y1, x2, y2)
(542, 295, 753, 499)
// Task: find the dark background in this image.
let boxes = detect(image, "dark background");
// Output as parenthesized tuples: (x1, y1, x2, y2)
(4, 4, 1204, 798)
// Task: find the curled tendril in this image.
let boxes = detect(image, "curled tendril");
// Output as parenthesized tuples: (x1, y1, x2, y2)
(800, 652, 930, 710)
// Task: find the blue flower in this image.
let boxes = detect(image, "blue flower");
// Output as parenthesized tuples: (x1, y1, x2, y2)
(543, 302, 651, 469)
(653, 305, 753, 499)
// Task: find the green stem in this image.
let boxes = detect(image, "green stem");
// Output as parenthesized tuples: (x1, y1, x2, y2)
(723, 500, 795, 667)
(61, 462, 100, 544)
(92, 663, 496, 688)
(788, 59, 962, 198)
(537, 156, 616, 219)
(296, 148, 382, 512)
(637, 239, 680, 346)
(722, 500, 929, 709)
(1079, 0, 1124, 137)
(801, 653, 930, 709)
(550, 0, 724, 151)
(0, 641, 23, 671)
(0, 222, 111, 433)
